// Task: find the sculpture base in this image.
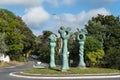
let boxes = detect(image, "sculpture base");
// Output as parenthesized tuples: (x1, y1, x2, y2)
(78, 62, 86, 68)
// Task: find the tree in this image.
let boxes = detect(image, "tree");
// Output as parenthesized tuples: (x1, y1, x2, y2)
(32, 31, 54, 62)
(16, 16, 36, 57)
(84, 36, 102, 54)
(85, 14, 120, 69)
(0, 9, 35, 61)
(84, 36, 104, 67)
(86, 49, 105, 67)
(68, 32, 79, 66)
(0, 33, 7, 56)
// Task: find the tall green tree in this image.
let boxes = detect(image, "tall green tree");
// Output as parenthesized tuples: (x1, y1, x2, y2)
(33, 31, 54, 62)
(0, 9, 35, 61)
(0, 33, 7, 56)
(85, 14, 120, 69)
(16, 16, 36, 56)
(84, 36, 102, 53)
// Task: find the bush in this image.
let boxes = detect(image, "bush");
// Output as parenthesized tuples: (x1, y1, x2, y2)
(86, 49, 105, 67)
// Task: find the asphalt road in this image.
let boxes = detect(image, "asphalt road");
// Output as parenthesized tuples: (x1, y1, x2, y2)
(0, 61, 37, 80)
(0, 61, 120, 80)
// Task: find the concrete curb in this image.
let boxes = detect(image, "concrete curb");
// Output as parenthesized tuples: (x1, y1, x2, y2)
(9, 72, 120, 79)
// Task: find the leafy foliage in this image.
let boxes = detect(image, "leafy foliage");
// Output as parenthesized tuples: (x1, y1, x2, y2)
(86, 49, 105, 67)
(85, 14, 120, 69)
(0, 33, 7, 55)
(84, 36, 102, 53)
(0, 9, 35, 61)
(33, 31, 54, 62)
(68, 33, 79, 65)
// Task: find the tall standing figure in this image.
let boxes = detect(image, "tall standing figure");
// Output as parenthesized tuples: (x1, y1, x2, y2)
(77, 28, 87, 68)
(49, 34, 57, 68)
(58, 27, 72, 71)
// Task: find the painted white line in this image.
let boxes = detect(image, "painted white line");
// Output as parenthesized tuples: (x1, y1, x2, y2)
(9, 72, 120, 79)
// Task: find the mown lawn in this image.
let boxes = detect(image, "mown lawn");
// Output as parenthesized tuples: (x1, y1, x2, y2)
(24, 67, 120, 74)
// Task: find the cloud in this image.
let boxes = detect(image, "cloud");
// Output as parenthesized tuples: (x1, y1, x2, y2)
(0, 0, 61, 7)
(0, 0, 117, 8)
(0, 0, 78, 8)
(47, 8, 111, 34)
(0, 0, 43, 7)
(22, 7, 50, 29)
(62, 0, 76, 6)
(21, 7, 110, 36)
(81, 0, 117, 8)
(45, 0, 59, 7)
(44, 0, 76, 7)
(94, 0, 116, 4)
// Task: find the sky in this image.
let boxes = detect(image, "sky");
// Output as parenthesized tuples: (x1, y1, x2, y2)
(0, 0, 120, 36)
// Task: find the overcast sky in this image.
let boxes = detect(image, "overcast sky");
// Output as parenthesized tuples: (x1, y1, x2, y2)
(0, 0, 120, 36)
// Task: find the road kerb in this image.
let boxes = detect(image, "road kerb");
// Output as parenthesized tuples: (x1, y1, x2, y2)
(9, 72, 120, 79)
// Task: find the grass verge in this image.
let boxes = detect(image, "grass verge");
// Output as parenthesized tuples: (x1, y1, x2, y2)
(0, 62, 9, 67)
(0, 61, 25, 67)
(24, 67, 120, 74)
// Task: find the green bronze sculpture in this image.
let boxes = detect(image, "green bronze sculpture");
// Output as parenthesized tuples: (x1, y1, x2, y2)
(49, 34, 57, 68)
(77, 28, 87, 68)
(58, 27, 72, 71)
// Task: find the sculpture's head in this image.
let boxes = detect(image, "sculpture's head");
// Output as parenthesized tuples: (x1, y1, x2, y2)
(58, 26, 72, 39)
(48, 34, 57, 42)
(77, 28, 87, 41)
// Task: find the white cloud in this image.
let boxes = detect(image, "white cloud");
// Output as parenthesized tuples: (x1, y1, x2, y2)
(48, 8, 111, 34)
(0, 0, 78, 8)
(22, 7, 111, 36)
(0, 0, 117, 8)
(45, 0, 59, 7)
(93, 0, 116, 4)
(82, 0, 117, 8)
(44, 0, 76, 7)
(0, 0, 62, 7)
(0, 0, 43, 6)
(22, 7, 50, 29)
(62, 0, 75, 6)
